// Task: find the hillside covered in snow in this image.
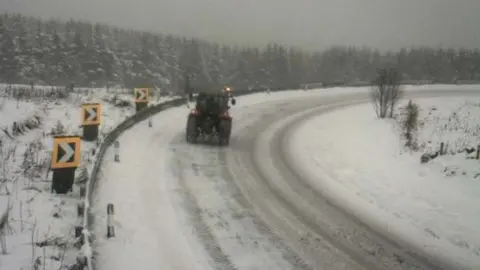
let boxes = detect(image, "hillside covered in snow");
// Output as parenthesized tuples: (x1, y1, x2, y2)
(0, 13, 479, 91)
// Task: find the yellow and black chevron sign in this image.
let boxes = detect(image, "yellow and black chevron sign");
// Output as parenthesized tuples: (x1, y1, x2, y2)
(134, 88, 149, 103)
(51, 136, 81, 169)
(81, 103, 102, 126)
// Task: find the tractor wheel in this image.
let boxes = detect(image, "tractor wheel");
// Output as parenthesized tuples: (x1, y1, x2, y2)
(186, 116, 198, 143)
(218, 120, 231, 146)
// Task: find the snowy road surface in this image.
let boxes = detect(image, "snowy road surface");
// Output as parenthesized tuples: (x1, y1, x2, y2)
(91, 86, 480, 270)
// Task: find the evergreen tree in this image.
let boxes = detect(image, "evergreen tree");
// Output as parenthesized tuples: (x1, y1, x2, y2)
(48, 30, 67, 84)
(0, 12, 479, 89)
(0, 16, 20, 84)
(31, 22, 51, 83)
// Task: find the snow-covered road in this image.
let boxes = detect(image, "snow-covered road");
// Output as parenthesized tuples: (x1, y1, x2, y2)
(91, 86, 480, 270)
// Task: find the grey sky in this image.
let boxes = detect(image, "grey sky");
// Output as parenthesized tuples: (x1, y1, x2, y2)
(1, 0, 479, 51)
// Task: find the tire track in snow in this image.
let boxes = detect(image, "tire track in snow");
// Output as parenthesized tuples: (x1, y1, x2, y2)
(215, 106, 314, 270)
(171, 146, 237, 270)
(170, 140, 300, 270)
(217, 150, 313, 270)
(225, 100, 371, 270)
(168, 103, 313, 270)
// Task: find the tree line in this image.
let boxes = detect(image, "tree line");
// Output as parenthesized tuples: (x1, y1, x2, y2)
(0, 12, 479, 91)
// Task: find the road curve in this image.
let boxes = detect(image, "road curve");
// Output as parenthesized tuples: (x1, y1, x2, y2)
(169, 89, 480, 270)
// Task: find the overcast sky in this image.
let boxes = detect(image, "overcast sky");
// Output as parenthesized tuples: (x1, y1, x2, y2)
(1, 0, 479, 51)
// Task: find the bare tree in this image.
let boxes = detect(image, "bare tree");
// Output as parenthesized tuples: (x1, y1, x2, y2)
(371, 67, 403, 118)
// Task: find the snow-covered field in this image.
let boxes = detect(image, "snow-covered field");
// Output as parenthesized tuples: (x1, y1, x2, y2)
(0, 84, 175, 269)
(289, 95, 480, 267)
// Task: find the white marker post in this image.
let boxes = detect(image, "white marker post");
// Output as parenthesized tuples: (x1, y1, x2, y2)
(107, 203, 115, 238)
(114, 141, 120, 162)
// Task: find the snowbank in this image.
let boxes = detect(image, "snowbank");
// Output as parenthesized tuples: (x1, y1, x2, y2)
(288, 96, 480, 268)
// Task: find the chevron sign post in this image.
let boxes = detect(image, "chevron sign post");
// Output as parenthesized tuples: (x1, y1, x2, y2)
(51, 136, 81, 194)
(81, 103, 102, 141)
(134, 88, 149, 112)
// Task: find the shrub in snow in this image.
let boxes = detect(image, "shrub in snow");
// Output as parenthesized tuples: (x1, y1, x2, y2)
(102, 93, 131, 108)
(68, 255, 88, 270)
(3, 85, 74, 102)
(51, 121, 66, 136)
(11, 122, 20, 136)
(370, 67, 403, 118)
(23, 115, 42, 130)
(393, 99, 480, 166)
(6, 114, 43, 138)
(115, 99, 131, 108)
(420, 153, 430, 163)
(21, 140, 44, 177)
(401, 100, 420, 150)
(0, 144, 16, 184)
(444, 166, 461, 176)
(420, 151, 439, 163)
(420, 102, 480, 155)
(75, 166, 89, 186)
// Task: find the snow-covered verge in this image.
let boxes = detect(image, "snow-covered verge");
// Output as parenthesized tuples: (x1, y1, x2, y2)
(395, 98, 480, 171)
(402, 84, 480, 92)
(240, 84, 480, 104)
(288, 95, 480, 268)
(0, 84, 176, 270)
